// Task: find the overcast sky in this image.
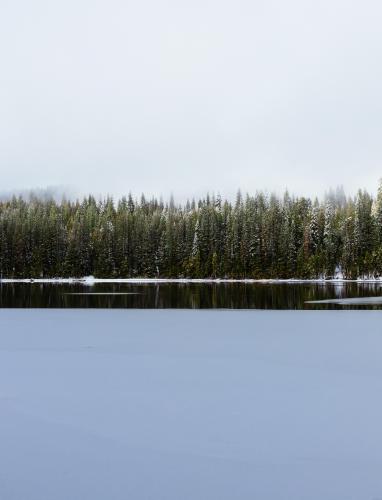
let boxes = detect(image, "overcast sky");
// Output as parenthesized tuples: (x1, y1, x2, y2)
(1, 0, 381, 200)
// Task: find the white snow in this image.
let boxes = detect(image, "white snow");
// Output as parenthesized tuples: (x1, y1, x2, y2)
(1, 310, 382, 500)
(307, 297, 382, 305)
(2, 276, 382, 283)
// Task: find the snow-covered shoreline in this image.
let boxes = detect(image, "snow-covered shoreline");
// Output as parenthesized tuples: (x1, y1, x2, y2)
(2, 276, 382, 284)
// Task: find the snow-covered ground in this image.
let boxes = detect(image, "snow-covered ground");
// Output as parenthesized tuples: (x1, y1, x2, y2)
(2, 276, 382, 283)
(307, 297, 382, 305)
(0, 277, 382, 286)
(1, 310, 382, 500)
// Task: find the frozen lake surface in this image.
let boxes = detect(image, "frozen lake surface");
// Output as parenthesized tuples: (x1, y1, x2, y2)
(1, 309, 382, 500)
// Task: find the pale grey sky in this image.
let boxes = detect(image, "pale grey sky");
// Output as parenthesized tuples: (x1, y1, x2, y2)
(1, 0, 381, 200)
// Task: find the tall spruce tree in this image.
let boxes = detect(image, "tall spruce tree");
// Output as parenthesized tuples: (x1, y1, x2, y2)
(1, 183, 382, 279)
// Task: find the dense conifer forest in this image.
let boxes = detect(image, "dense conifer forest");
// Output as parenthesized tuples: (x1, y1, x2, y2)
(1, 182, 382, 279)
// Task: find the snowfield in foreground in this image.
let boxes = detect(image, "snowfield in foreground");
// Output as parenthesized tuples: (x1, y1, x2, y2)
(1, 310, 382, 500)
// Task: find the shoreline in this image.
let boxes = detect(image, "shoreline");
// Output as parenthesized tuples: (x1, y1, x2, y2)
(2, 277, 382, 284)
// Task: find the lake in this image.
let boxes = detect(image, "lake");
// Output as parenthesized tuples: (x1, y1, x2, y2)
(1, 281, 382, 308)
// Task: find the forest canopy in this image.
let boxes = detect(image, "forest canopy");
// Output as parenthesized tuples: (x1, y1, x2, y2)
(1, 183, 382, 279)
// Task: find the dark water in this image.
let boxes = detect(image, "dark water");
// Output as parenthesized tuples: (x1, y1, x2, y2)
(1, 282, 382, 309)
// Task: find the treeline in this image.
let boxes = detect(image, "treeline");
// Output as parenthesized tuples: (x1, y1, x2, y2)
(1, 183, 382, 279)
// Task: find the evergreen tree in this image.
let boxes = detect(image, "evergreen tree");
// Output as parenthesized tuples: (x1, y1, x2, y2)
(1, 182, 382, 279)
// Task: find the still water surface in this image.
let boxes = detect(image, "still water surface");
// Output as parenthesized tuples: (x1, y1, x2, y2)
(1, 282, 382, 309)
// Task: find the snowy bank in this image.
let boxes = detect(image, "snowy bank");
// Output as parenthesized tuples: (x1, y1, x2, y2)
(2, 276, 382, 284)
